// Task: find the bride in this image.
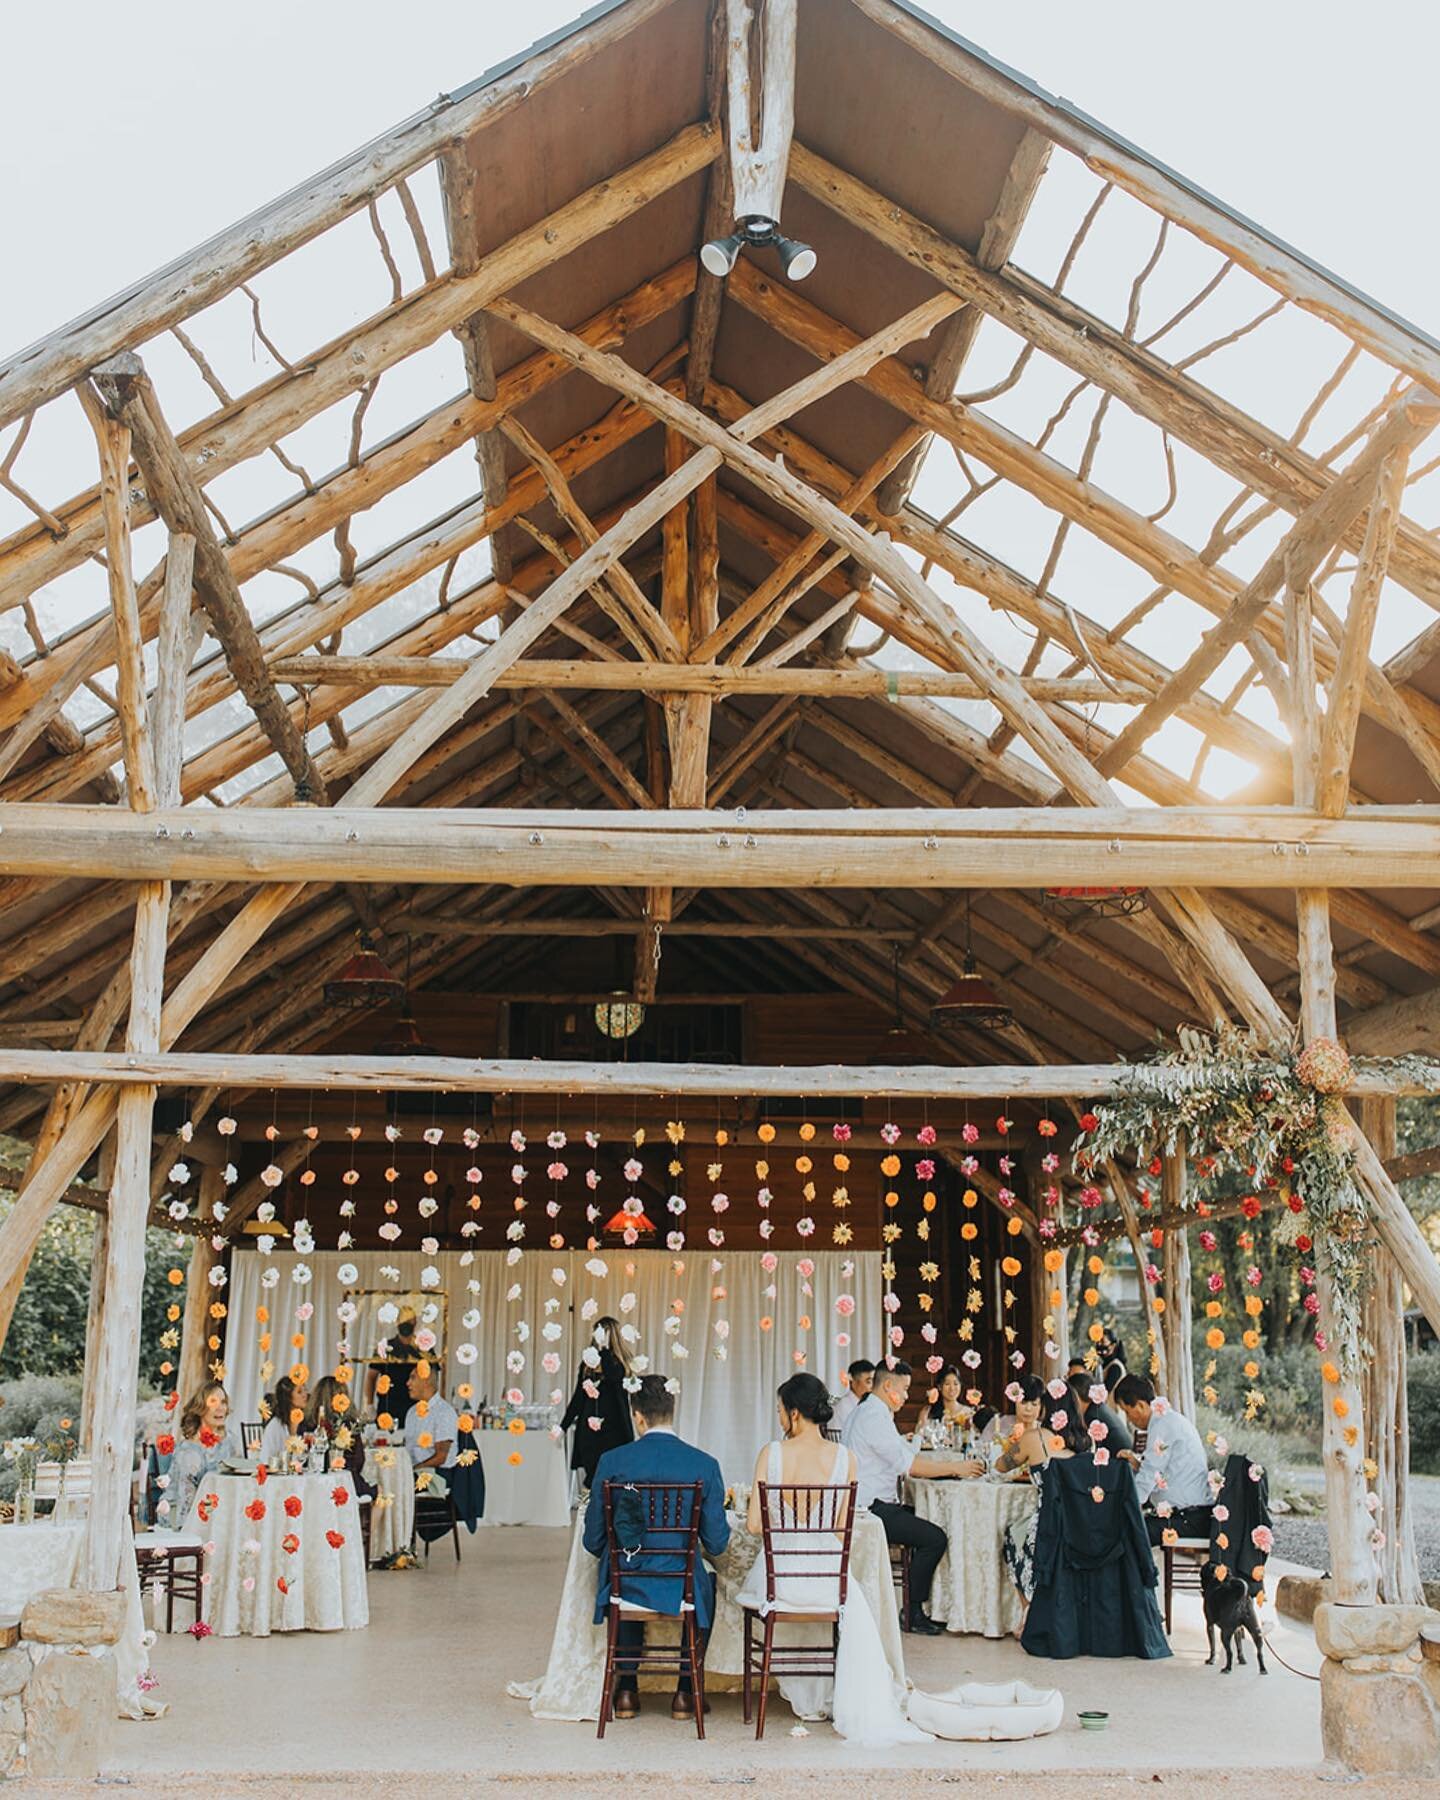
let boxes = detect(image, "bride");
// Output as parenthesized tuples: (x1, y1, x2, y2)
(736, 1373, 929, 1746)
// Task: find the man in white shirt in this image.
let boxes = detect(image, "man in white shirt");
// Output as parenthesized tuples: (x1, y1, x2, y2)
(404, 1364, 459, 1485)
(1112, 1373, 1213, 1544)
(830, 1358, 875, 1432)
(842, 1359, 983, 1633)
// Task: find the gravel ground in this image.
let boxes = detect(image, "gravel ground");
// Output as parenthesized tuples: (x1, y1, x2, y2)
(1270, 1469, 1440, 1581)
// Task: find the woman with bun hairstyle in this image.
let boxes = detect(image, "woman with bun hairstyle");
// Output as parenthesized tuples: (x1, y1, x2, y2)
(736, 1372, 929, 1745)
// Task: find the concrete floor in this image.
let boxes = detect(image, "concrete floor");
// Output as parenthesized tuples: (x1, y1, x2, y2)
(100, 1527, 1327, 1784)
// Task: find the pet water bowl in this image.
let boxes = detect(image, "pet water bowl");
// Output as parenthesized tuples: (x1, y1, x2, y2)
(1078, 1710, 1109, 1731)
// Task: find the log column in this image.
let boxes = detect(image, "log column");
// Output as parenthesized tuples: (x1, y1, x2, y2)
(1359, 1097, 1423, 1605)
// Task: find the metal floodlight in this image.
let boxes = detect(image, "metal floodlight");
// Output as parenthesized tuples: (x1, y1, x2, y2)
(774, 232, 817, 281)
(701, 232, 744, 277)
(702, 217, 818, 283)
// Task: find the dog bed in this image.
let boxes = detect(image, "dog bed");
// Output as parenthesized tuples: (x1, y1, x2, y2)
(907, 1678, 1064, 1741)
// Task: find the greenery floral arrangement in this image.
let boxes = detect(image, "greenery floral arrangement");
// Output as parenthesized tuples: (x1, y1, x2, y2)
(1074, 1027, 1404, 1370)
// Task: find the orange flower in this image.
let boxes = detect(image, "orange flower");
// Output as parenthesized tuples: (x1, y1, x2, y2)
(156, 1433, 175, 1456)
(255, 1463, 269, 1485)
(1006, 1217, 1023, 1237)
(961, 1222, 978, 1241)
(244, 1499, 267, 1522)
(759, 1317, 773, 1332)
(508, 1418, 526, 1436)
(1333, 1396, 1350, 1418)
(457, 1414, 476, 1433)
(283, 1495, 303, 1518)
(289, 1363, 309, 1385)
(1084, 1287, 1100, 1307)
(507, 1450, 524, 1467)
(457, 1385, 474, 1402)
(1001, 1256, 1022, 1278)
(331, 1486, 350, 1506)
(166, 1304, 182, 1323)
(282, 1532, 300, 1555)
(377, 1412, 394, 1432)
(276, 1576, 289, 1595)
(1043, 1250, 1063, 1273)
(326, 1529, 345, 1550)
(331, 1393, 351, 1415)
(255, 1306, 269, 1325)
(881, 1154, 901, 1178)
(757, 1123, 775, 1144)
(1320, 1361, 1341, 1385)
(1205, 1327, 1226, 1350)
(166, 1268, 184, 1286)
(375, 1375, 391, 1396)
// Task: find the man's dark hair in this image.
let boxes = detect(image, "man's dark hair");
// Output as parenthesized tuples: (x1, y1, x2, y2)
(872, 1359, 912, 1390)
(847, 1358, 876, 1380)
(1112, 1373, 1155, 1408)
(631, 1373, 676, 1424)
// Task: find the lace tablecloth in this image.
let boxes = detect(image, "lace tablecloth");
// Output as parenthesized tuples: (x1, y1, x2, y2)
(908, 1476, 1038, 1637)
(510, 1505, 902, 1721)
(0, 1522, 152, 1719)
(475, 1433, 570, 1527)
(361, 1446, 414, 1561)
(182, 1472, 369, 1637)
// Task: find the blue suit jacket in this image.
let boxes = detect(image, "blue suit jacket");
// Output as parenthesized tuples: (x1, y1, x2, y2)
(583, 1429, 730, 1627)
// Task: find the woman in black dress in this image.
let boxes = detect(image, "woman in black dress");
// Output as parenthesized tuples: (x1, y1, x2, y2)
(560, 1314, 634, 1489)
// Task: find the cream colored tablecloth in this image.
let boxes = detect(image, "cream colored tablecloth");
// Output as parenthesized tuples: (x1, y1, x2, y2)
(510, 1505, 903, 1721)
(0, 1521, 151, 1718)
(475, 1432, 570, 1527)
(361, 1446, 415, 1562)
(183, 1472, 368, 1637)
(908, 1475, 1039, 1637)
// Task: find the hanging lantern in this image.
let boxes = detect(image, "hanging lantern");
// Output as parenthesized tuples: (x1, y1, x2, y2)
(604, 1205, 656, 1236)
(595, 993, 645, 1040)
(371, 1013, 442, 1057)
(323, 935, 406, 1009)
(865, 945, 941, 1065)
(1042, 886, 1146, 923)
(932, 954, 1013, 1033)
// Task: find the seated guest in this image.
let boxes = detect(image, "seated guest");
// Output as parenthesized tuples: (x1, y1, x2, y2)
(307, 1374, 374, 1499)
(583, 1374, 729, 1720)
(994, 1375, 1065, 1480)
(830, 1358, 875, 1431)
(841, 1359, 983, 1635)
(912, 1364, 970, 1443)
(1066, 1373, 1133, 1455)
(365, 1308, 423, 1427)
(258, 1375, 309, 1468)
(1111, 1373, 1212, 1544)
(166, 1380, 237, 1526)
(403, 1363, 459, 1485)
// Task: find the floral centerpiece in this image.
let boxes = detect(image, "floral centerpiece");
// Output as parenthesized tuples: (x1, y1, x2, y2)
(43, 1417, 78, 1517)
(4, 1439, 40, 1525)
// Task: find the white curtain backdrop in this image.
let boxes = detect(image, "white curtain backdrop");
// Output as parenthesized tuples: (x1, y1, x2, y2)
(224, 1248, 881, 1483)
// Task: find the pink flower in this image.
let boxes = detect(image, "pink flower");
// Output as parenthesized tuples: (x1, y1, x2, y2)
(796, 1258, 815, 1279)
(711, 1193, 729, 1213)
(915, 1159, 935, 1181)
(1049, 1410, 1069, 1431)
(585, 1169, 600, 1190)
(835, 1294, 856, 1316)
(880, 1123, 900, 1146)
(624, 1158, 642, 1182)
(960, 1124, 978, 1145)
(1079, 1185, 1102, 1210)
(1094, 1447, 1111, 1466)
(918, 1125, 938, 1147)
(998, 1187, 1016, 1209)
(1047, 1379, 1068, 1399)
(1087, 1420, 1108, 1442)
(996, 1116, 1012, 1136)
(1207, 1272, 1224, 1294)
(1090, 1486, 1105, 1504)
(1304, 1293, 1321, 1315)
(1250, 1526, 1273, 1553)
(832, 1123, 852, 1142)
(882, 1292, 900, 1314)
(926, 1355, 944, 1374)
(889, 1325, 904, 1347)
(761, 1252, 778, 1273)
(546, 1161, 568, 1182)
(1199, 1230, 1217, 1252)
(796, 1218, 815, 1238)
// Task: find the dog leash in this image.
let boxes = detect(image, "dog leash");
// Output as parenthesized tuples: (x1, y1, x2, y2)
(1260, 1626, 1321, 1681)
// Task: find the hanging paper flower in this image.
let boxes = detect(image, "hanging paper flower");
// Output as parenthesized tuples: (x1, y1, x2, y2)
(546, 1162, 568, 1182)
(1037, 1119, 1057, 1138)
(915, 1159, 935, 1181)
(796, 1217, 815, 1238)
(835, 1294, 855, 1316)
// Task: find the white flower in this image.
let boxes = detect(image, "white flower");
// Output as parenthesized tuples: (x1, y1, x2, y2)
(421, 1236, 439, 1256)
(506, 1247, 523, 1266)
(457, 1344, 478, 1365)
(337, 1231, 354, 1250)
(506, 1350, 526, 1372)
(505, 1222, 525, 1242)
(416, 1329, 436, 1353)
(461, 1221, 480, 1237)
(632, 1354, 650, 1373)
(217, 1116, 236, 1137)
(291, 1263, 312, 1287)
(259, 1165, 284, 1190)
(544, 1297, 560, 1314)
(293, 1234, 315, 1257)
(418, 1198, 438, 1218)
(581, 1347, 601, 1369)
(378, 1222, 401, 1242)
(581, 1298, 599, 1321)
(541, 1321, 562, 1342)
(179, 1121, 194, 1143)
(551, 1267, 568, 1287)
(207, 1266, 227, 1288)
(619, 1292, 637, 1314)
(256, 1235, 275, 1256)
(223, 1163, 238, 1186)
(377, 1302, 399, 1327)
(337, 1263, 359, 1287)
(585, 1258, 608, 1278)
(337, 1301, 358, 1325)
(620, 1322, 639, 1343)
(211, 1200, 228, 1222)
(169, 1162, 191, 1185)
(261, 1267, 280, 1289)
(385, 1125, 401, 1143)
(423, 1126, 444, 1147)
(420, 1265, 440, 1289)
(463, 1309, 481, 1331)
(339, 1197, 356, 1218)
(664, 1379, 680, 1396)
(379, 1265, 400, 1282)
(516, 1322, 531, 1343)
(672, 1343, 690, 1360)
(168, 1200, 189, 1221)
(663, 1316, 681, 1337)
(256, 1201, 276, 1224)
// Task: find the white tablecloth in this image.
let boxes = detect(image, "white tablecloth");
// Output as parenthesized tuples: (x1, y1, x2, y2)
(361, 1446, 415, 1562)
(182, 1472, 368, 1637)
(475, 1433, 570, 1528)
(510, 1505, 903, 1721)
(0, 1521, 151, 1718)
(908, 1476, 1039, 1637)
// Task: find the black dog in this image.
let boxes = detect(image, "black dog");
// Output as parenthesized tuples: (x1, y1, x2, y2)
(1201, 1561, 1266, 1674)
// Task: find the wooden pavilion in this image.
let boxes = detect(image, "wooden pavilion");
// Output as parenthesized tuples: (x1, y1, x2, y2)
(2, 0, 1440, 1764)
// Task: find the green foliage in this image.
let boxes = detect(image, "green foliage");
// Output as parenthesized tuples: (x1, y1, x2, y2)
(0, 1371, 84, 1500)
(0, 1191, 188, 1389)
(1405, 1351, 1440, 1473)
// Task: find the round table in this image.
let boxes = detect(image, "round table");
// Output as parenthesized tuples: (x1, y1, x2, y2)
(185, 1471, 369, 1636)
(0, 1521, 151, 1718)
(909, 1475, 1039, 1637)
(474, 1431, 570, 1527)
(361, 1445, 414, 1562)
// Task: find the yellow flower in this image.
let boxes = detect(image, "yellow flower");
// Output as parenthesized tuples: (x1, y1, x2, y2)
(758, 1123, 775, 1144)
(799, 1122, 815, 1142)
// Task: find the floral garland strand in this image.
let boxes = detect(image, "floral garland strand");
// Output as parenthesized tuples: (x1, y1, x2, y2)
(1076, 1029, 1388, 1370)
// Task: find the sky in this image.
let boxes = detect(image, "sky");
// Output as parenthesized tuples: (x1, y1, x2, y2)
(1, 0, 1436, 805)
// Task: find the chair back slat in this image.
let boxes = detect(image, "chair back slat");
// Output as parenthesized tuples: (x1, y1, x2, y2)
(756, 1480, 857, 1608)
(601, 1479, 703, 1615)
(240, 1423, 262, 1457)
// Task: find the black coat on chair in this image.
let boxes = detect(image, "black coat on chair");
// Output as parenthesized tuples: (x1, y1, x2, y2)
(1022, 1454, 1171, 1661)
(1210, 1453, 1271, 1594)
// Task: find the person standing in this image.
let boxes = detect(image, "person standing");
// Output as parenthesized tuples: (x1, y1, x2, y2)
(841, 1359, 982, 1634)
(561, 1316, 635, 1489)
(1111, 1373, 1213, 1544)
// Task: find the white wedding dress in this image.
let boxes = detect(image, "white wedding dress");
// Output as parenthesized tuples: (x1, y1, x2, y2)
(736, 1440, 930, 1746)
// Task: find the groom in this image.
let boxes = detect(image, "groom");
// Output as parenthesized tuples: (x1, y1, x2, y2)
(583, 1373, 729, 1720)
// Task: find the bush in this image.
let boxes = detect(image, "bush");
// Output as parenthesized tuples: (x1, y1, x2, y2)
(1407, 1351, 1440, 1472)
(1199, 1341, 1320, 1438)
(0, 1371, 83, 1500)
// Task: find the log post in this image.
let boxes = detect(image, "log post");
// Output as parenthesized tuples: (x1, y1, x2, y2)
(78, 1137, 114, 1456)
(1160, 1146, 1196, 1419)
(78, 396, 173, 1591)
(1359, 1096, 1423, 1605)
